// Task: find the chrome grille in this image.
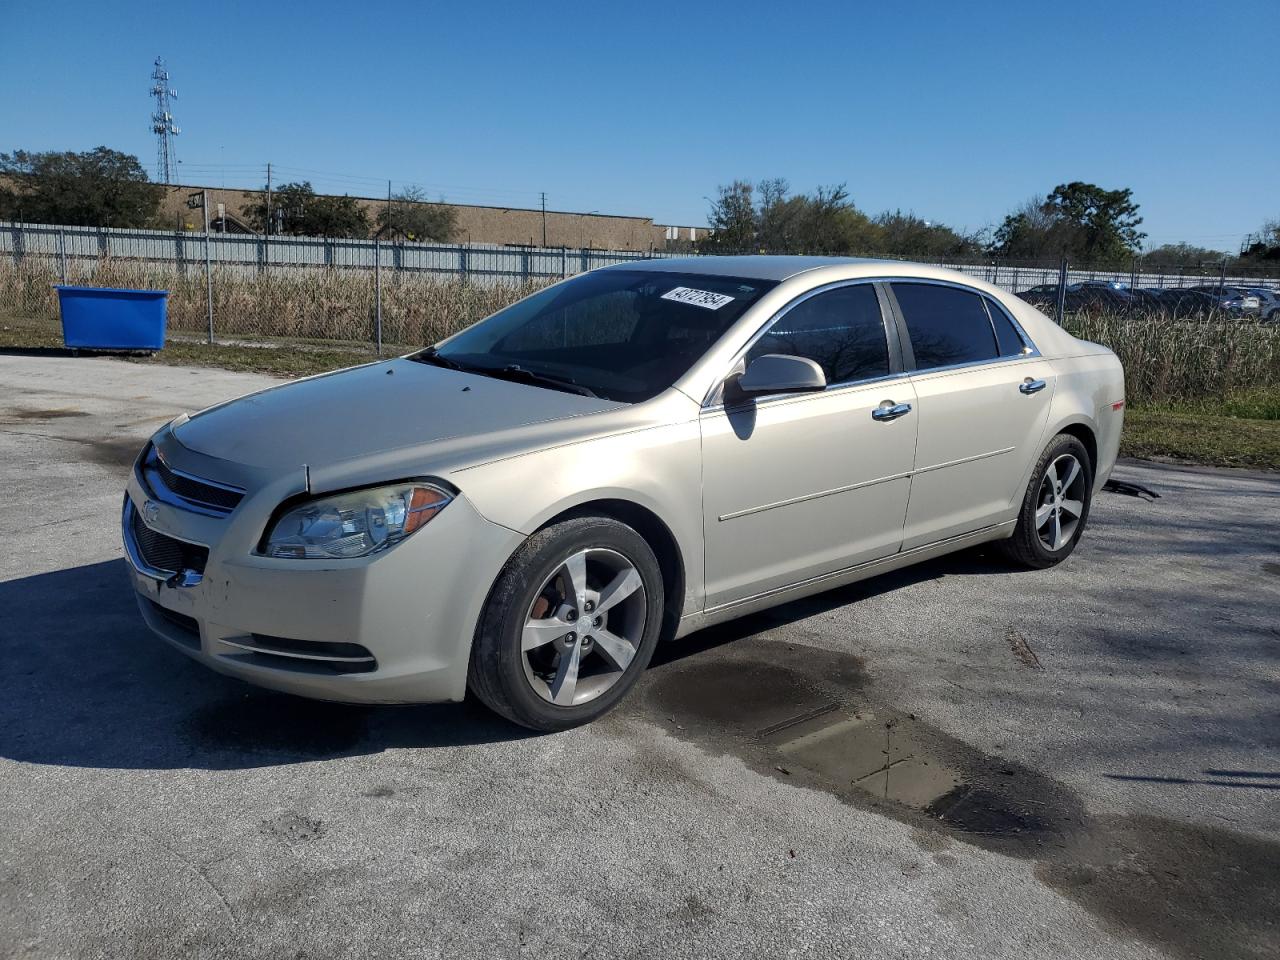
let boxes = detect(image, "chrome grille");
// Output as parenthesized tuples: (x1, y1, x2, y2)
(143, 445, 244, 515)
(130, 504, 208, 576)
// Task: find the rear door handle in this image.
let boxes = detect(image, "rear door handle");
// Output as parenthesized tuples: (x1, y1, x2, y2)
(872, 401, 912, 422)
(1019, 378, 1047, 395)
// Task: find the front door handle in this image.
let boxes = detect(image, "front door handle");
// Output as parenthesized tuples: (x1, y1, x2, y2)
(1019, 378, 1047, 395)
(872, 401, 912, 422)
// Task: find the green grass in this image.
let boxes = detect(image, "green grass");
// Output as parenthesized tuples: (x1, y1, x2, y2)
(1119, 407, 1280, 470)
(3, 312, 1278, 470)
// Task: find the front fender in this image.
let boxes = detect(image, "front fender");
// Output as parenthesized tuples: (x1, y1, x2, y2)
(451, 420, 705, 617)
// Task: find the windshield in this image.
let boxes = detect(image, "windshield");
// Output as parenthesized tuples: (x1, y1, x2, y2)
(419, 269, 778, 403)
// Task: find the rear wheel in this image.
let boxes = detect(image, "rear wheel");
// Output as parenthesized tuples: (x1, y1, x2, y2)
(468, 516, 664, 731)
(999, 434, 1094, 569)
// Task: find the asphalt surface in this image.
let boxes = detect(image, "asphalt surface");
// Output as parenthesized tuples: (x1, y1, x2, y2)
(1, 353, 1277, 960)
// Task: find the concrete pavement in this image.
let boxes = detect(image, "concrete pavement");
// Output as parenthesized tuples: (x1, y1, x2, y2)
(1, 354, 1277, 960)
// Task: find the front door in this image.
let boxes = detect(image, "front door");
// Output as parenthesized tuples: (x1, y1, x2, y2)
(700, 282, 918, 609)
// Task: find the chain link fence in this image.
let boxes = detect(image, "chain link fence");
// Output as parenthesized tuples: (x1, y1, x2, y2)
(3, 221, 1278, 353)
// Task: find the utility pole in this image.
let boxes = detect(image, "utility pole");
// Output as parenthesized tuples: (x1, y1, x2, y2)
(387, 180, 393, 236)
(540, 192, 547, 247)
(374, 238, 383, 357)
(263, 162, 272, 275)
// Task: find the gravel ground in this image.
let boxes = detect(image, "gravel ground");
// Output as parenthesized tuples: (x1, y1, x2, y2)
(1, 354, 1277, 960)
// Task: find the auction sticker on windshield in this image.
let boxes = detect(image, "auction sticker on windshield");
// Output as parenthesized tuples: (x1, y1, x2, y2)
(661, 287, 736, 310)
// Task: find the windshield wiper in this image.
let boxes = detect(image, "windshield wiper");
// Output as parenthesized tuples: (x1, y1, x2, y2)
(411, 350, 598, 398)
(410, 347, 468, 371)
(495, 365, 599, 398)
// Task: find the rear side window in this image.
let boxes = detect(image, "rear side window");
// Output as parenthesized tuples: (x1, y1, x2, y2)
(891, 283, 998, 370)
(747, 284, 889, 386)
(984, 298, 1028, 357)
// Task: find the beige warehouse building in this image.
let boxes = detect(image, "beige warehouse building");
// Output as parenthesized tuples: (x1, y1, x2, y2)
(160, 184, 705, 251)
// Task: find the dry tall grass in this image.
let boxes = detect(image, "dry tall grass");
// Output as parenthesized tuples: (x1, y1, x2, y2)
(0, 258, 554, 347)
(1062, 311, 1280, 409)
(4, 257, 1278, 409)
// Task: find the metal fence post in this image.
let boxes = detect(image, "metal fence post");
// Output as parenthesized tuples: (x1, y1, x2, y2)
(202, 192, 214, 344)
(561, 246, 568, 279)
(460, 245, 469, 285)
(57, 227, 68, 283)
(1055, 257, 1068, 326)
(374, 238, 383, 357)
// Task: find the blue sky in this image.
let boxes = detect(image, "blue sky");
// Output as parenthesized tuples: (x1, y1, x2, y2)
(5, 0, 1277, 251)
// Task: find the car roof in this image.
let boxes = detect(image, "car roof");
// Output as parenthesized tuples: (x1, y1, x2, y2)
(599, 255, 901, 282)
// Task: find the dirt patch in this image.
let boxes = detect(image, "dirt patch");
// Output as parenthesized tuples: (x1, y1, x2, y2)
(0, 407, 89, 422)
(637, 638, 1280, 960)
(641, 645, 1082, 859)
(1038, 816, 1280, 960)
(260, 811, 326, 844)
(1005, 627, 1042, 669)
(81, 437, 144, 470)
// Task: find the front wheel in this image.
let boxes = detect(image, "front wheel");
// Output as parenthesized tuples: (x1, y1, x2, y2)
(468, 516, 664, 731)
(999, 434, 1094, 569)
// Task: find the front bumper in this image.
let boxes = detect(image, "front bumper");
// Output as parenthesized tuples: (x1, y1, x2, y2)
(123, 450, 523, 704)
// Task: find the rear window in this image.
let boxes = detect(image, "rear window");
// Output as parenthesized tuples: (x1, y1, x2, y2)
(891, 283, 999, 371)
(984, 298, 1029, 357)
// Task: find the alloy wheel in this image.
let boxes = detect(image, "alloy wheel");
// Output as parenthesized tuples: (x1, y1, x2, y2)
(520, 547, 647, 706)
(1035, 453, 1087, 551)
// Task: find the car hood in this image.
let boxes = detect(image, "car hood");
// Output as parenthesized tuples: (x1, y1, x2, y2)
(173, 358, 627, 472)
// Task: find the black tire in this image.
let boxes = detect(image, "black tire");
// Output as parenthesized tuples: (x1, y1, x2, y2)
(468, 515, 664, 731)
(998, 433, 1094, 570)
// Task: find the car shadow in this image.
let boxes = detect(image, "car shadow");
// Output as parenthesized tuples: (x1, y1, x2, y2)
(651, 545, 1022, 669)
(0, 559, 536, 771)
(2, 547, 1024, 771)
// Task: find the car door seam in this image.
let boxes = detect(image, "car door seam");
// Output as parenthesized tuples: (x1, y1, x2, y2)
(912, 445, 1016, 476)
(718, 443, 1013, 522)
(717, 469, 915, 522)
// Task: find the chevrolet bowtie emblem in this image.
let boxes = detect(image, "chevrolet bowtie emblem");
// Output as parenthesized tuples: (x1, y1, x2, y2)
(143, 500, 160, 524)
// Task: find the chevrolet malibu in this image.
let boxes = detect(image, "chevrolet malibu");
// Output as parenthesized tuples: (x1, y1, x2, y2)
(124, 257, 1125, 730)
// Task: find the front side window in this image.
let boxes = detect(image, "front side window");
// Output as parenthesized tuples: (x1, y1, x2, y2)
(746, 284, 889, 386)
(422, 270, 777, 403)
(891, 283, 999, 371)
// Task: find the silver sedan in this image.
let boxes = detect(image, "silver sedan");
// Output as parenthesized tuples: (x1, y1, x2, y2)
(123, 257, 1125, 729)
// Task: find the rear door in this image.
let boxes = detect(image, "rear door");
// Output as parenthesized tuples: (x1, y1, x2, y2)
(886, 281, 1056, 550)
(699, 282, 917, 608)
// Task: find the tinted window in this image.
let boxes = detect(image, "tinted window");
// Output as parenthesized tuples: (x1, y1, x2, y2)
(984, 298, 1028, 357)
(427, 270, 777, 403)
(746, 284, 888, 386)
(891, 283, 998, 370)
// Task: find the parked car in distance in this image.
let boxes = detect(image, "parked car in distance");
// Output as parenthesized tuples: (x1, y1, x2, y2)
(1244, 287, 1280, 322)
(123, 257, 1125, 730)
(1186, 285, 1261, 317)
(1072, 279, 1129, 292)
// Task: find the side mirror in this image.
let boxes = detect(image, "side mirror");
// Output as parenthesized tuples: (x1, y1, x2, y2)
(735, 354, 827, 396)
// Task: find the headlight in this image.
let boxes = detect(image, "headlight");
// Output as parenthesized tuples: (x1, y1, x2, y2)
(264, 482, 453, 559)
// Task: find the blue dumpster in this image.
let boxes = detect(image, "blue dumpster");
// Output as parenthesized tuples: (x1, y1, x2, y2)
(54, 286, 169, 352)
